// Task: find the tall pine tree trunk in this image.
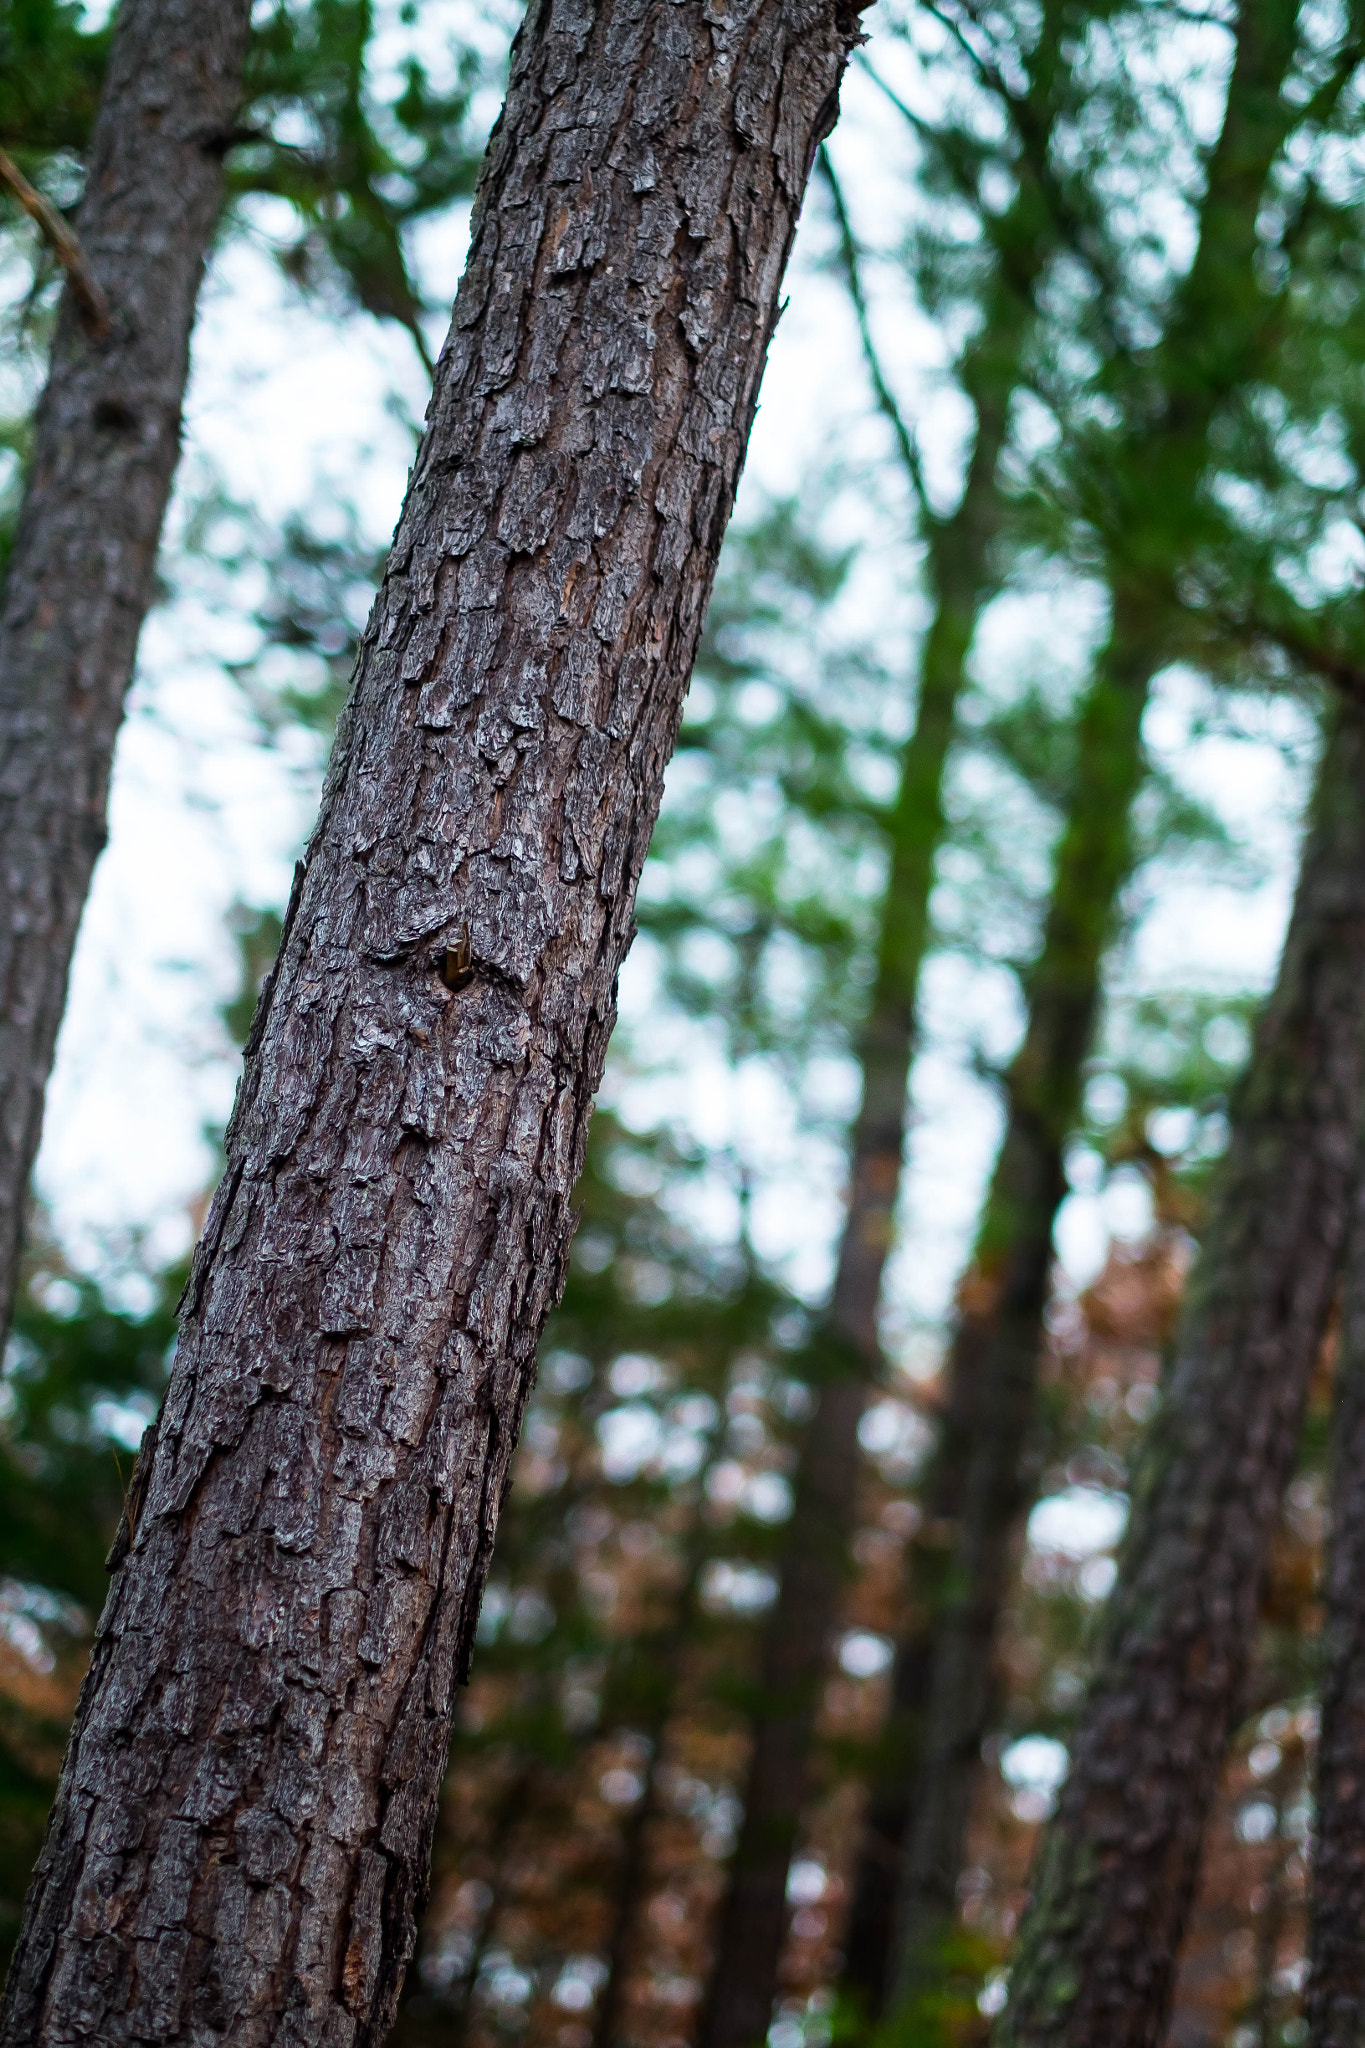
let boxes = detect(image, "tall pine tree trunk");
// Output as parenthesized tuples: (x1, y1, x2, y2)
(845, 0, 1304, 2013)
(695, 83, 1068, 2040)
(844, 608, 1156, 2020)
(996, 697, 1365, 2048)
(1305, 1159, 1365, 2047)
(0, 0, 864, 2039)
(0, 0, 253, 1335)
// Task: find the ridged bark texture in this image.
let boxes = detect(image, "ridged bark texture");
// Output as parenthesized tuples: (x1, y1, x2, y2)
(1305, 1162, 1365, 2045)
(0, 0, 252, 1336)
(995, 698, 1365, 2048)
(694, 105, 1058, 2046)
(0, 0, 864, 2039)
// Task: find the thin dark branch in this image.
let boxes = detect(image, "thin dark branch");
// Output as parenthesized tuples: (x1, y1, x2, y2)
(851, 49, 991, 224)
(921, 0, 1020, 111)
(855, 42, 1128, 366)
(1141, 1, 1236, 26)
(1294, 31, 1365, 135)
(817, 144, 932, 528)
(1202, 599, 1365, 706)
(852, 51, 937, 148)
(0, 147, 110, 337)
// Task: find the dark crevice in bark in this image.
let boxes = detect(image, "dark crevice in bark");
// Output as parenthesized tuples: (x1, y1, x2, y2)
(996, 695, 1365, 2048)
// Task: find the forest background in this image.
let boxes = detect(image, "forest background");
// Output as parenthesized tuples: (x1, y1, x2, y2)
(0, 1, 1353, 2044)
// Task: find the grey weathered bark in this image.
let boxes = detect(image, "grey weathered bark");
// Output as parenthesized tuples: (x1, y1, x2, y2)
(994, 698, 1365, 2048)
(1305, 1159, 1365, 2047)
(0, 0, 866, 2038)
(0, 0, 253, 1339)
(694, 44, 1075, 2044)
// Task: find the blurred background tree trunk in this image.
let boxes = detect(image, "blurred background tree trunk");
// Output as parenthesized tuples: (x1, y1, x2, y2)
(0, 0, 252, 1338)
(694, 25, 1083, 2040)
(856, 613, 1154, 2024)
(1305, 1175, 1365, 2048)
(850, 0, 1310, 2020)
(998, 695, 1365, 2048)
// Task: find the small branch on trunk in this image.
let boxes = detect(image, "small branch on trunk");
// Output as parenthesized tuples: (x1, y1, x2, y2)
(0, 146, 110, 337)
(1194, 598, 1365, 707)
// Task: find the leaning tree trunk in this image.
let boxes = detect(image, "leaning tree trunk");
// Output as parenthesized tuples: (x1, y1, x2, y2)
(842, 609, 1155, 2019)
(693, 139, 1055, 2048)
(994, 697, 1365, 2048)
(0, 0, 252, 1338)
(1305, 1161, 1365, 2047)
(0, 0, 866, 2039)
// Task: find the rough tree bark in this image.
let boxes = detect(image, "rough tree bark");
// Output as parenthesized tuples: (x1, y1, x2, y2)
(844, 0, 1306, 2016)
(0, 0, 866, 2039)
(994, 698, 1365, 2048)
(693, 38, 1076, 2041)
(0, 0, 253, 1337)
(1305, 1161, 1365, 2048)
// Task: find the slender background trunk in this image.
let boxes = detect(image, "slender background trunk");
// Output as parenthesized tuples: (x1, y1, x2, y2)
(589, 1423, 724, 2048)
(1305, 1163, 1365, 2047)
(996, 697, 1365, 2048)
(844, 0, 1306, 2014)
(0, 0, 864, 2039)
(694, 70, 1072, 2038)
(0, 0, 253, 1336)
(849, 611, 1154, 2021)
(691, 421, 997, 2048)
